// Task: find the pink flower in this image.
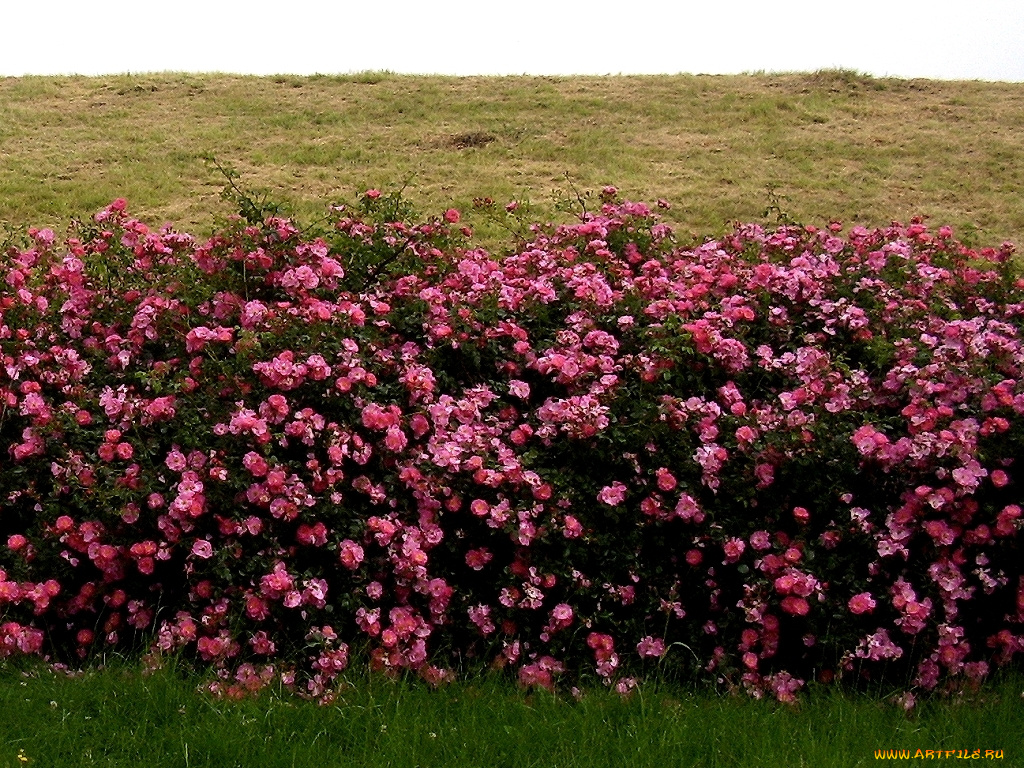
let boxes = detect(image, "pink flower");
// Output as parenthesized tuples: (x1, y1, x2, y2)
(848, 592, 876, 615)
(165, 450, 187, 472)
(465, 547, 493, 571)
(674, 494, 704, 523)
(587, 632, 615, 660)
(242, 452, 269, 477)
(614, 677, 638, 697)
(508, 380, 530, 399)
(551, 603, 573, 623)
(775, 573, 796, 594)
(409, 413, 431, 438)
(260, 563, 294, 598)
(191, 540, 214, 559)
(767, 671, 804, 704)
(280, 265, 319, 291)
(735, 425, 758, 446)
(296, 522, 328, 547)
(996, 504, 1021, 537)
(142, 396, 176, 424)
(855, 628, 903, 661)
(722, 537, 746, 563)
(444, 208, 461, 223)
(384, 426, 408, 452)
(636, 636, 666, 659)
(655, 467, 677, 492)
(852, 424, 887, 456)
(468, 604, 495, 635)
(598, 482, 627, 506)
(246, 595, 270, 621)
(361, 403, 398, 431)
(923, 519, 957, 546)
(338, 540, 364, 570)
(780, 596, 810, 616)
(519, 659, 562, 691)
(545, 603, 574, 634)
(754, 463, 775, 488)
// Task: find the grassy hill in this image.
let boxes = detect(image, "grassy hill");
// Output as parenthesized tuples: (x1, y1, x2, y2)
(2, 70, 1023, 245)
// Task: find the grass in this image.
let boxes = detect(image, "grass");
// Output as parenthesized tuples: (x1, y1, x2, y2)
(0, 660, 1020, 767)
(2, 70, 1024, 247)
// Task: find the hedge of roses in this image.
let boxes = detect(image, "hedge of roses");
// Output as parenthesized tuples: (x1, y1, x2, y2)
(1, 188, 1022, 705)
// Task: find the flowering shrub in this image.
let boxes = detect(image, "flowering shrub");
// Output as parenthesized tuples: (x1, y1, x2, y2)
(1, 187, 1022, 704)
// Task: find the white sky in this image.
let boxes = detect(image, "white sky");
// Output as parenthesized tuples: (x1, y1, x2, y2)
(1, 0, 1022, 81)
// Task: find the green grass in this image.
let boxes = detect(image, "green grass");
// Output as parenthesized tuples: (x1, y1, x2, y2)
(2, 71, 1024, 248)
(0, 661, 1020, 767)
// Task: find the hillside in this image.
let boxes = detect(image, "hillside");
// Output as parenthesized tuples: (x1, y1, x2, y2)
(2, 70, 1022, 245)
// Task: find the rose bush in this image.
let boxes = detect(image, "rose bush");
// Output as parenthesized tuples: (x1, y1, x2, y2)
(1, 187, 1022, 704)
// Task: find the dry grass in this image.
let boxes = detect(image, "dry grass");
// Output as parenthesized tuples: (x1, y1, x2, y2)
(2, 70, 1023, 245)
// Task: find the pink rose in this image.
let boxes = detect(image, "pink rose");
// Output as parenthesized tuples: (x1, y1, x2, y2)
(848, 592, 877, 615)
(781, 596, 810, 616)
(191, 540, 214, 559)
(339, 539, 365, 571)
(598, 482, 627, 506)
(655, 468, 677, 492)
(465, 548, 493, 571)
(636, 636, 666, 658)
(509, 380, 530, 399)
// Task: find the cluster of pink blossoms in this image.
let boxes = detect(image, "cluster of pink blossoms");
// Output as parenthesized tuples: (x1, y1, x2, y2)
(0, 191, 1023, 704)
